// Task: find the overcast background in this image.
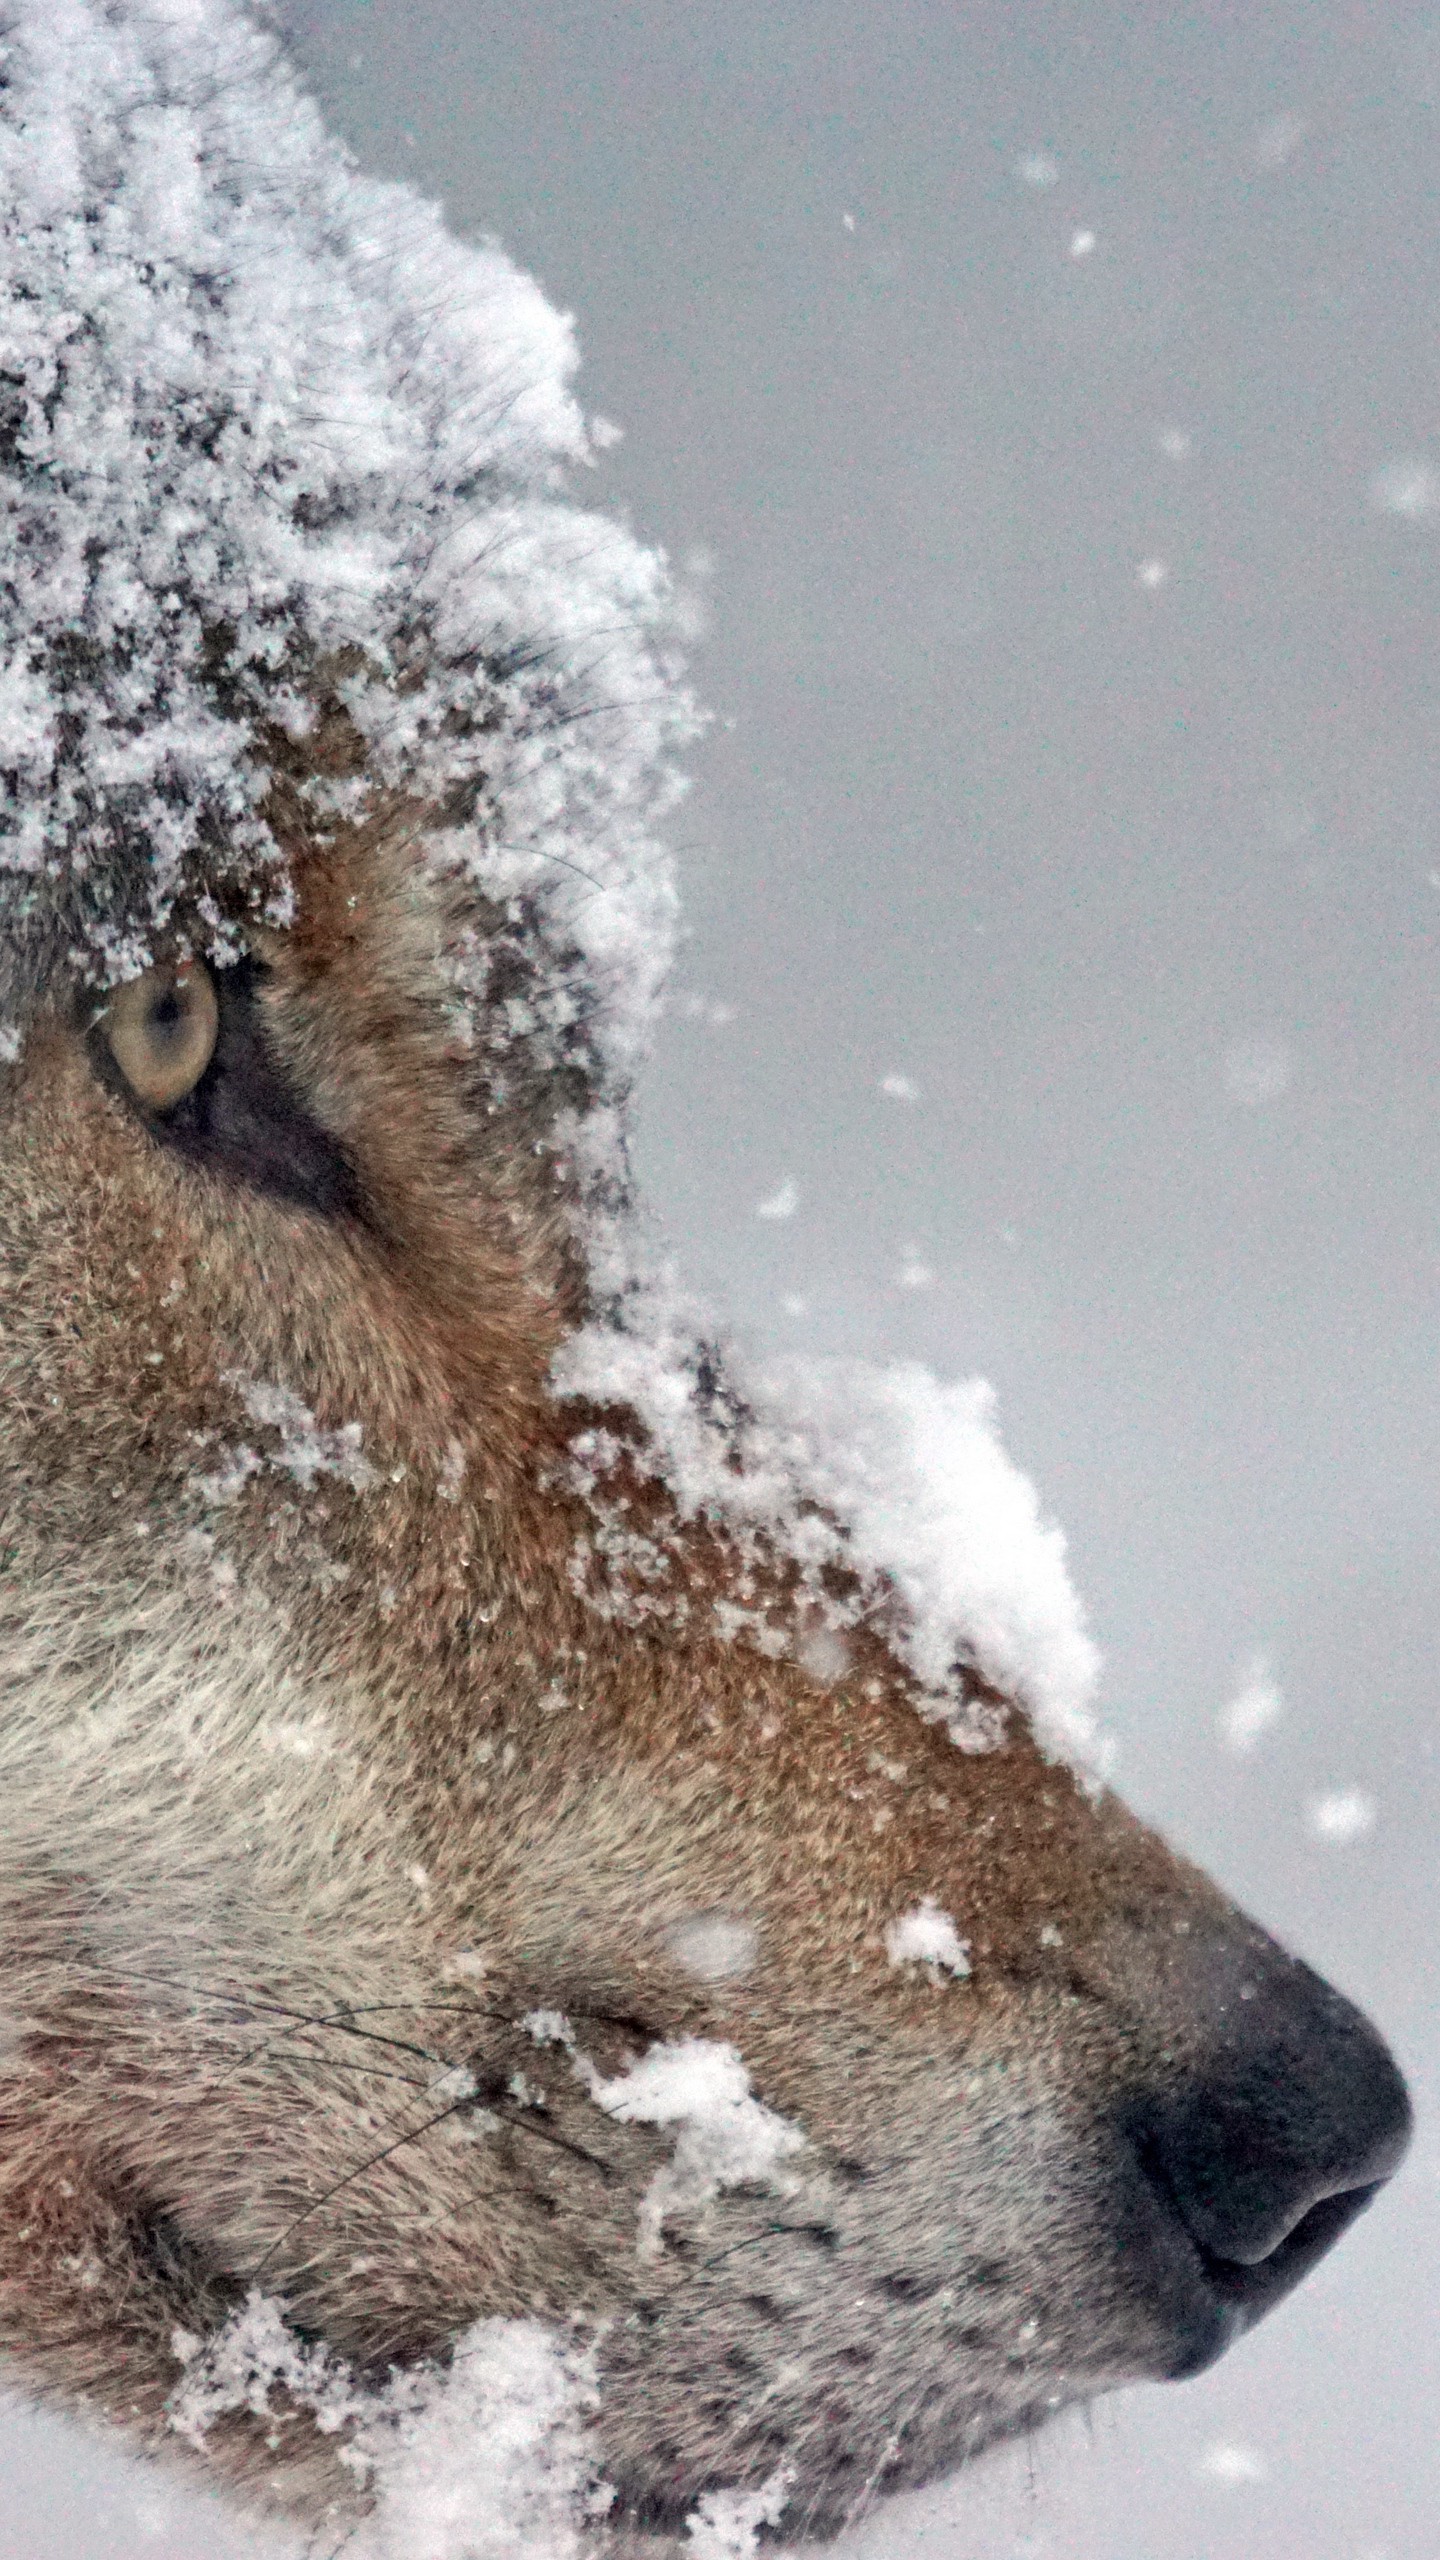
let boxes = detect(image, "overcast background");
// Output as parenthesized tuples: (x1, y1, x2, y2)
(2, 3, 1437, 2553)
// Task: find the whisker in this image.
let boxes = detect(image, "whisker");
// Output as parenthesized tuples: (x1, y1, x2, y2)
(396, 2101, 617, 2257)
(251, 2095, 481, 2278)
(832, 2390, 931, 2541)
(481, 2096, 616, 2183)
(216, 2039, 431, 2093)
(73, 1959, 479, 2074)
(699, 2219, 814, 2275)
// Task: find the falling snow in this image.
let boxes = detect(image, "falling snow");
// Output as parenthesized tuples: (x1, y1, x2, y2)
(1222, 1034, 1293, 1106)
(1369, 457, 1440, 521)
(1196, 2439, 1269, 2485)
(1305, 1789, 1377, 1846)
(1218, 1654, 1284, 1756)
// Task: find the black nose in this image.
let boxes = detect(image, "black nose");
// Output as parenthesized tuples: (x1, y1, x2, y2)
(1127, 1947, 1411, 2332)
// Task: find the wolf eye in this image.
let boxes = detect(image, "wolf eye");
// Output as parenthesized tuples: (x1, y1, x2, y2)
(104, 960, 220, 1111)
(90, 955, 364, 1222)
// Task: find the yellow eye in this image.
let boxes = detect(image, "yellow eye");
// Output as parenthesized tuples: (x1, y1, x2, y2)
(104, 959, 219, 1111)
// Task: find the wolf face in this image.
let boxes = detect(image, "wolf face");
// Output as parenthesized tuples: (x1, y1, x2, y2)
(0, 1, 1410, 2548)
(0, 821, 1409, 2544)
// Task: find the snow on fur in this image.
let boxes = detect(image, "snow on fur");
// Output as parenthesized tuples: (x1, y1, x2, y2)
(761, 1356, 1098, 1755)
(0, 0, 689, 1078)
(170, 2296, 600, 2558)
(885, 1899, 972, 1978)
(520, 2013, 806, 2260)
(555, 1294, 1099, 1764)
(363, 2323, 600, 2560)
(170, 2290, 796, 2557)
(685, 2467, 794, 2560)
(579, 2035, 806, 2257)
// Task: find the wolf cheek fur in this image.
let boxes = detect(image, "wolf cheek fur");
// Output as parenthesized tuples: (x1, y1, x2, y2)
(0, 0, 1412, 2550)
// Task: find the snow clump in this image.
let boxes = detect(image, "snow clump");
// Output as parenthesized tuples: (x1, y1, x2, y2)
(685, 2466, 794, 2559)
(885, 1900, 972, 1978)
(557, 1310, 1100, 1768)
(579, 2036, 805, 2258)
(171, 2295, 601, 2559)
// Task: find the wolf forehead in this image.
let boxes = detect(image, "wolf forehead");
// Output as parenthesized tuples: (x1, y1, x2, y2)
(0, 0, 691, 1078)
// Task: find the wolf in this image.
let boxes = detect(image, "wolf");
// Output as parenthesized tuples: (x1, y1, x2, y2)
(0, 1, 1411, 2551)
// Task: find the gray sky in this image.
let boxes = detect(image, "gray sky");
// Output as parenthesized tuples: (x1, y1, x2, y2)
(3, 3, 1436, 2553)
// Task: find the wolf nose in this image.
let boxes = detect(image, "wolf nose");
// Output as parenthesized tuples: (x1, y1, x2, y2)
(1132, 1955, 1411, 2305)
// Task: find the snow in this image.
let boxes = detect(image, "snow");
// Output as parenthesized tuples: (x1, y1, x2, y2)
(579, 2036, 805, 2258)
(1369, 457, 1440, 521)
(190, 1375, 378, 1502)
(662, 1912, 760, 1982)
(522, 2010, 574, 2050)
(885, 1900, 972, 1978)
(363, 2323, 599, 2560)
(1217, 1653, 1283, 1755)
(0, 0, 1101, 1776)
(462, 2020, 807, 2330)
(768, 1361, 1091, 1761)
(154, 1893, 1374, 2545)
(556, 1313, 1099, 1765)
(1195, 2439, 1268, 2485)
(1305, 1788, 1377, 1845)
(770, 1360, 1095, 1744)
(233, 1377, 377, 1493)
(685, 2467, 794, 2558)
(1253, 110, 1308, 169)
(895, 1250, 935, 1291)
(1222, 1035, 1292, 1106)
(170, 2296, 599, 2559)
(169, 2291, 370, 2453)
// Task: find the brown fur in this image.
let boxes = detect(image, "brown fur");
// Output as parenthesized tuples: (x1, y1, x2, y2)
(0, 813, 1400, 2546)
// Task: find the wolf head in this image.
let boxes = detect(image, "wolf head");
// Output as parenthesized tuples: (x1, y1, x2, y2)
(0, 4, 1409, 2551)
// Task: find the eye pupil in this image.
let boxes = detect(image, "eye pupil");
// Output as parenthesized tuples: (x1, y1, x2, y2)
(145, 987, 197, 1053)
